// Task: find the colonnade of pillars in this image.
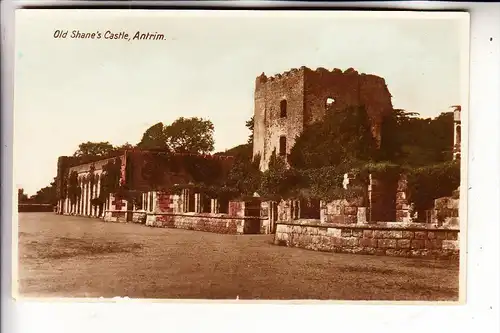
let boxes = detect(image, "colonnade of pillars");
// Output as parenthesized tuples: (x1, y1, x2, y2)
(63, 174, 109, 217)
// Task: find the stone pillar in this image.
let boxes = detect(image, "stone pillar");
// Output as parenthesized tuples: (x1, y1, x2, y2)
(79, 182, 83, 215)
(395, 175, 411, 223)
(194, 193, 201, 213)
(87, 182, 92, 216)
(85, 183, 89, 216)
(152, 192, 157, 213)
(211, 198, 219, 214)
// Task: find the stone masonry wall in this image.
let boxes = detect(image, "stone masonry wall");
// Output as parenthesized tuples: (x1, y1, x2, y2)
(275, 221, 459, 259)
(254, 68, 305, 171)
(303, 67, 393, 144)
(144, 191, 265, 235)
(253, 67, 393, 171)
(395, 174, 412, 223)
(432, 188, 460, 227)
(322, 197, 366, 225)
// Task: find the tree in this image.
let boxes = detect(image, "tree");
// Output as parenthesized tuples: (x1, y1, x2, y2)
(136, 122, 169, 151)
(18, 188, 29, 203)
(164, 117, 215, 154)
(260, 150, 302, 199)
(29, 178, 58, 205)
(73, 141, 115, 158)
(289, 105, 378, 170)
(246, 116, 254, 144)
(380, 109, 454, 166)
(114, 142, 135, 151)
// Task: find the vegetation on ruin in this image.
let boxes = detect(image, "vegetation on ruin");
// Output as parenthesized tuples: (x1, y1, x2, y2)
(98, 158, 122, 202)
(380, 109, 454, 166)
(405, 160, 460, 215)
(288, 105, 378, 169)
(67, 171, 81, 205)
(257, 105, 458, 209)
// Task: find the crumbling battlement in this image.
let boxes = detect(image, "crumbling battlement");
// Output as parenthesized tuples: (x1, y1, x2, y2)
(253, 66, 394, 171)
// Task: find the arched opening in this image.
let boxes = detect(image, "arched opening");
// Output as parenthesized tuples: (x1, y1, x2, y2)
(280, 99, 287, 118)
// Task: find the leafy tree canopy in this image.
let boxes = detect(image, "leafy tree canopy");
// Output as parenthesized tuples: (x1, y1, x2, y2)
(73, 141, 115, 158)
(136, 122, 168, 151)
(380, 109, 454, 166)
(246, 116, 254, 145)
(136, 118, 215, 155)
(164, 117, 215, 154)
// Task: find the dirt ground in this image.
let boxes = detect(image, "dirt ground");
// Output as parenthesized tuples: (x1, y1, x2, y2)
(16, 213, 459, 300)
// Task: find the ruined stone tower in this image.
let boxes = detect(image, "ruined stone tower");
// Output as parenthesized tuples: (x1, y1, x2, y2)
(253, 66, 394, 171)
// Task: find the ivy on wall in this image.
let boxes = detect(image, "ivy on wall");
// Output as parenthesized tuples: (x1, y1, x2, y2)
(67, 171, 81, 204)
(405, 160, 460, 216)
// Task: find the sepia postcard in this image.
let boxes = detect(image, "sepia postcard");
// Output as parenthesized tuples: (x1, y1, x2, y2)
(13, 9, 469, 302)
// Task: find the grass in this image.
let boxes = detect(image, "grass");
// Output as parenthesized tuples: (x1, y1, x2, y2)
(23, 237, 143, 260)
(17, 213, 459, 300)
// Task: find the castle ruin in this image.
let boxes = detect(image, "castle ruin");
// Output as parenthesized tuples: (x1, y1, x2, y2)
(253, 66, 394, 171)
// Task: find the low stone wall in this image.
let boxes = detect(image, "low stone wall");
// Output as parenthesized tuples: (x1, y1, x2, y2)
(433, 189, 460, 227)
(132, 211, 147, 224)
(274, 220, 459, 259)
(145, 213, 264, 235)
(103, 210, 128, 223)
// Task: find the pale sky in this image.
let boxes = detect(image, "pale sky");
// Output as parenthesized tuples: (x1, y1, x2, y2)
(13, 10, 469, 195)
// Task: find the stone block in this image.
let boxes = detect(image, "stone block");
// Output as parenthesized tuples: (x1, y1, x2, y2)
(442, 240, 459, 250)
(363, 230, 373, 238)
(363, 247, 377, 255)
(327, 228, 341, 237)
(397, 239, 411, 249)
(425, 239, 443, 249)
(373, 230, 402, 239)
(377, 239, 397, 249)
(415, 231, 427, 239)
(435, 232, 447, 240)
(387, 230, 403, 239)
(341, 229, 352, 237)
(447, 232, 459, 240)
(359, 238, 377, 247)
(411, 239, 425, 249)
(402, 231, 414, 239)
(332, 237, 343, 246)
(352, 229, 363, 238)
(343, 238, 359, 247)
(317, 227, 328, 236)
